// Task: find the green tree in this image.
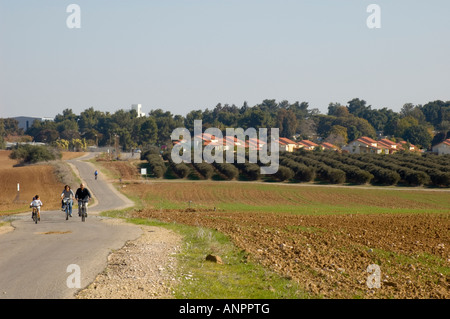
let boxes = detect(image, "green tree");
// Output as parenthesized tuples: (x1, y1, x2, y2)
(403, 125, 432, 149)
(277, 109, 298, 138)
(395, 116, 419, 137)
(0, 119, 6, 149)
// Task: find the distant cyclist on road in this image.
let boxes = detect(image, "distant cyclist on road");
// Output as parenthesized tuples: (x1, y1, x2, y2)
(94, 170, 98, 180)
(75, 183, 92, 217)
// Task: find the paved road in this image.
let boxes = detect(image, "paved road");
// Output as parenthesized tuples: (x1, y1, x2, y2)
(0, 153, 142, 299)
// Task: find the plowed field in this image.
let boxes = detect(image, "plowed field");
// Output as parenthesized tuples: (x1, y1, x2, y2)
(121, 181, 450, 299)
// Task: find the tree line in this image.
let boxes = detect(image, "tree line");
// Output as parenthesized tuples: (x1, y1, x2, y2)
(1, 98, 449, 150)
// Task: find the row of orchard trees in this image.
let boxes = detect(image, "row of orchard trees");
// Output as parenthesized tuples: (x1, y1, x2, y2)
(142, 146, 450, 187)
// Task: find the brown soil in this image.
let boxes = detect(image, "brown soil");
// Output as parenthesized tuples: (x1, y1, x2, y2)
(0, 150, 65, 215)
(132, 208, 450, 299)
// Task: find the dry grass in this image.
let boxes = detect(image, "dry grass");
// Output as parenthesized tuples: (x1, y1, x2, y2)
(0, 150, 66, 215)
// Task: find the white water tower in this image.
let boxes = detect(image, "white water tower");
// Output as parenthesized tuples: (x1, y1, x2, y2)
(131, 104, 146, 117)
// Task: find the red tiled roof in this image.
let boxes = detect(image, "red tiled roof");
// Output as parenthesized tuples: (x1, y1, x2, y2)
(224, 136, 245, 145)
(321, 142, 338, 149)
(437, 138, 450, 146)
(278, 137, 297, 145)
(298, 140, 318, 147)
(357, 136, 378, 145)
(377, 140, 392, 149)
(379, 138, 397, 146)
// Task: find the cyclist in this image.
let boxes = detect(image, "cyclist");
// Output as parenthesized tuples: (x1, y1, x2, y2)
(61, 185, 75, 217)
(30, 195, 43, 221)
(75, 183, 92, 217)
(94, 170, 98, 180)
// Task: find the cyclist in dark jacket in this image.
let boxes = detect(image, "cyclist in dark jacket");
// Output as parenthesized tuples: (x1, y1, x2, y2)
(75, 183, 92, 216)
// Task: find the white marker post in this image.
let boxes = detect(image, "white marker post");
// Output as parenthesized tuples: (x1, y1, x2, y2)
(13, 183, 21, 203)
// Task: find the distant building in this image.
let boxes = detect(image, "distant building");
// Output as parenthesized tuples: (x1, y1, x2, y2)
(277, 137, 298, 152)
(342, 136, 420, 154)
(131, 104, 146, 117)
(342, 136, 383, 154)
(432, 139, 450, 155)
(12, 116, 53, 132)
(377, 139, 399, 154)
(297, 140, 319, 151)
(320, 142, 339, 151)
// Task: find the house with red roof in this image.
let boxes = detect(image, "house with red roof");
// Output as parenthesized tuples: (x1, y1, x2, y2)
(277, 137, 298, 152)
(246, 137, 266, 151)
(342, 136, 385, 154)
(432, 139, 450, 155)
(377, 139, 399, 154)
(297, 140, 319, 151)
(320, 142, 339, 151)
(342, 136, 423, 154)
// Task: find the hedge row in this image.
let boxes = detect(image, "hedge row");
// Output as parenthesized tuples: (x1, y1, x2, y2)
(146, 154, 167, 178)
(213, 162, 239, 180)
(193, 162, 215, 179)
(299, 152, 374, 185)
(280, 157, 315, 182)
(284, 153, 346, 184)
(349, 154, 431, 186)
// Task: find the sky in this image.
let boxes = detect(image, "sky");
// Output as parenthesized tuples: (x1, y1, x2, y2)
(0, 0, 449, 119)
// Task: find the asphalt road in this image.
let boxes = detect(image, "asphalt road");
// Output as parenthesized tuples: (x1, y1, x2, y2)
(0, 153, 142, 299)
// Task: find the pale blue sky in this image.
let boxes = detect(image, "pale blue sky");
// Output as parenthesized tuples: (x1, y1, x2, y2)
(0, 0, 449, 118)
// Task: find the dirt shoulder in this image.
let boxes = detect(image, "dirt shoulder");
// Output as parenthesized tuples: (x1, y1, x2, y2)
(76, 219, 182, 299)
(0, 222, 14, 235)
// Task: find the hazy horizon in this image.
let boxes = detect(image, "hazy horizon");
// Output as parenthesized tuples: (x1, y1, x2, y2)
(1, 0, 449, 119)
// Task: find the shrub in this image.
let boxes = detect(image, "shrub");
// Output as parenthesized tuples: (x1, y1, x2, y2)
(171, 162, 191, 178)
(194, 162, 215, 179)
(9, 144, 60, 164)
(280, 157, 315, 182)
(214, 163, 239, 180)
(146, 154, 167, 178)
(141, 146, 161, 160)
(241, 163, 261, 180)
(274, 166, 295, 181)
(429, 171, 450, 187)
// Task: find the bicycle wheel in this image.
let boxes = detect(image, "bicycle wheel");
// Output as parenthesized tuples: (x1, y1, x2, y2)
(81, 204, 86, 222)
(33, 208, 38, 224)
(65, 204, 69, 220)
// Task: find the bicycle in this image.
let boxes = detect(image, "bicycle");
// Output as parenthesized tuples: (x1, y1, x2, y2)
(78, 199, 89, 222)
(31, 206, 40, 224)
(62, 198, 71, 220)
